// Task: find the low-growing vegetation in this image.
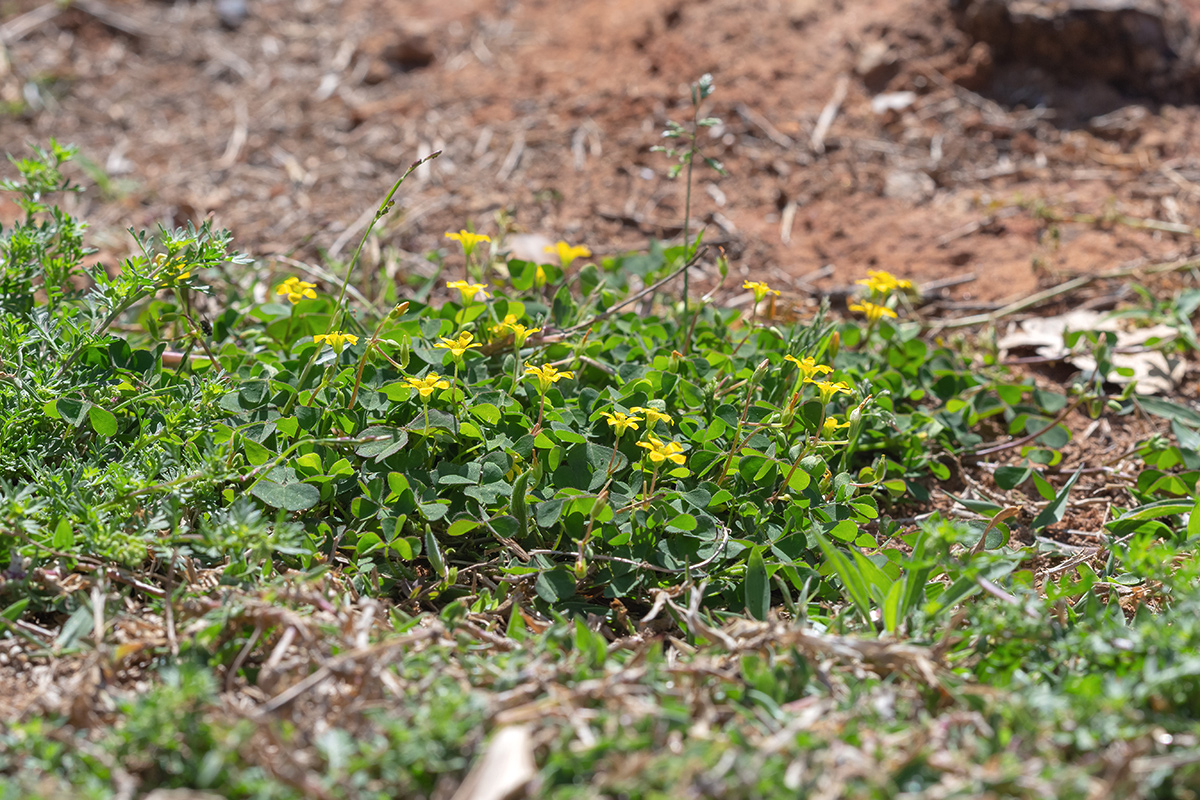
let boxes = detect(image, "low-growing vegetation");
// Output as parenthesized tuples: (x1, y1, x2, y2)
(3, 111, 1200, 798)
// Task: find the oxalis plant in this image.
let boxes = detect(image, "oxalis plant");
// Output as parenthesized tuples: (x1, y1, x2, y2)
(1, 139, 1100, 640)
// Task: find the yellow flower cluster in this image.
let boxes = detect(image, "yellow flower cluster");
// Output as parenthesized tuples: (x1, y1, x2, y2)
(784, 355, 833, 382)
(492, 314, 540, 347)
(276, 277, 318, 305)
(848, 300, 898, 323)
(855, 269, 913, 297)
(637, 435, 686, 465)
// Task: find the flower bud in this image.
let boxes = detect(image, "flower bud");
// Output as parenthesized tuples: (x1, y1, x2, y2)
(751, 357, 770, 385)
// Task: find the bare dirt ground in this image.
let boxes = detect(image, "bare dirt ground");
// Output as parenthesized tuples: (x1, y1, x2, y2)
(3, 0, 1200, 309)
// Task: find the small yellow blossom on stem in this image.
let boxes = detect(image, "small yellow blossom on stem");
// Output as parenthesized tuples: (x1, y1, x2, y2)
(313, 331, 359, 355)
(810, 379, 852, 406)
(545, 241, 591, 271)
(637, 435, 686, 466)
(848, 300, 898, 324)
(446, 230, 491, 282)
(405, 373, 450, 400)
(435, 330, 482, 362)
(822, 417, 850, 439)
(434, 331, 480, 416)
(631, 406, 673, 428)
(405, 372, 450, 432)
(445, 230, 490, 259)
(491, 314, 519, 339)
(784, 355, 833, 383)
(524, 362, 573, 394)
(603, 411, 641, 437)
(446, 280, 490, 304)
(743, 280, 780, 304)
(636, 435, 686, 509)
(276, 277, 318, 304)
(601, 410, 642, 475)
(855, 270, 913, 297)
(492, 314, 540, 348)
(524, 362, 574, 432)
(736, 280, 782, 354)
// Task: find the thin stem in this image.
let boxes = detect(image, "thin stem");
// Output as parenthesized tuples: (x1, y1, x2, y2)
(283, 151, 440, 416)
(715, 385, 756, 486)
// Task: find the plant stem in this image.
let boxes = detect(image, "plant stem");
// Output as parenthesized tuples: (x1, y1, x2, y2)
(283, 151, 440, 416)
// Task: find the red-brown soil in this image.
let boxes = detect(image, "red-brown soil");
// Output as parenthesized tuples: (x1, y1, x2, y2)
(2, 0, 1200, 306)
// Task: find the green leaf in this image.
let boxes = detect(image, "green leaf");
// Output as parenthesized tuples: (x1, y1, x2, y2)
(87, 405, 117, 436)
(1137, 396, 1200, 429)
(535, 567, 577, 603)
(50, 398, 89, 426)
(470, 403, 501, 424)
(52, 518, 74, 549)
(250, 480, 321, 512)
(243, 438, 271, 467)
(419, 501, 450, 522)
(425, 529, 447, 578)
(446, 518, 480, 537)
(535, 499, 563, 528)
(0, 598, 28, 622)
(745, 547, 770, 621)
(882, 581, 905, 635)
(1031, 466, 1083, 530)
(813, 530, 872, 625)
(666, 513, 697, 533)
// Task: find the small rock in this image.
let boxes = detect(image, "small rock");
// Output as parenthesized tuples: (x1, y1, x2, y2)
(882, 169, 936, 201)
(216, 0, 248, 30)
(856, 40, 901, 92)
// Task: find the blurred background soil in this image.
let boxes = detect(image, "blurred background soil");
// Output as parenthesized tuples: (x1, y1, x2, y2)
(3, 0, 1200, 307)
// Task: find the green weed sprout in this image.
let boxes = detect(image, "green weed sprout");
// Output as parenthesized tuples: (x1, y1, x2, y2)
(653, 73, 727, 309)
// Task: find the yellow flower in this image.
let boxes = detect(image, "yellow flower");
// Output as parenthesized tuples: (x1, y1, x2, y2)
(855, 270, 913, 296)
(313, 331, 359, 355)
(276, 277, 318, 305)
(435, 330, 482, 360)
(784, 355, 833, 382)
(810, 379, 852, 405)
(631, 406, 673, 427)
(545, 241, 591, 271)
(848, 300, 898, 323)
(637, 435, 686, 466)
(524, 363, 573, 393)
(492, 314, 541, 347)
(822, 417, 850, 439)
(743, 280, 780, 304)
(445, 230, 491, 259)
(446, 280, 490, 304)
(405, 373, 450, 400)
(535, 264, 547, 288)
(491, 314, 519, 338)
(509, 323, 540, 347)
(602, 411, 641, 436)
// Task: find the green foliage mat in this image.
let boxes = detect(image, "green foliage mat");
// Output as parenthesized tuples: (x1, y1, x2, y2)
(3, 141, 1200, 798)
